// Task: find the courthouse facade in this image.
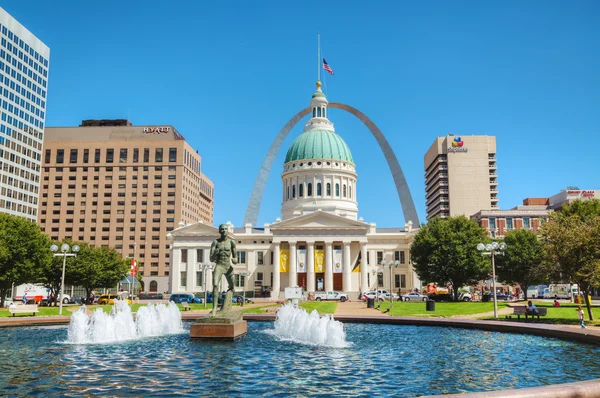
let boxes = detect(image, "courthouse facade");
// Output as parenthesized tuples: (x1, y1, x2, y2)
(168, 83, 418, 298)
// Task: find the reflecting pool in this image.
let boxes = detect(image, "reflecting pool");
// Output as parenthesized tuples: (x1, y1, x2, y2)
(1, 321, 599, 397)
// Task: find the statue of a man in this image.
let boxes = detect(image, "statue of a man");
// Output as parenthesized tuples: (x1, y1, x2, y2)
(209, 224, 237, 317)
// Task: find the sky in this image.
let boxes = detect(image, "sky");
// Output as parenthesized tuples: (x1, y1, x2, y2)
(2, 0, 599, 227)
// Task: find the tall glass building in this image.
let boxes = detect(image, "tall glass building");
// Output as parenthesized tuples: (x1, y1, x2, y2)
(0, 7, 49, 221)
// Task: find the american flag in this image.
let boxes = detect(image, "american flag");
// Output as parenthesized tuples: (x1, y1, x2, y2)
(322, 58, 334, 75)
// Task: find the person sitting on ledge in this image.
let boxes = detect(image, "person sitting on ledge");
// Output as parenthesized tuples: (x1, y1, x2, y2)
(526, 300, 539, 315)
(553, 299, 561, 307)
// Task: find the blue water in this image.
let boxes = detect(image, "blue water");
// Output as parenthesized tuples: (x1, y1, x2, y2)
(0, 322, 599, 397)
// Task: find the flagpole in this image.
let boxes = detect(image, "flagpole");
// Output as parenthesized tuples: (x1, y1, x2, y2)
(318, 32, 321, 82)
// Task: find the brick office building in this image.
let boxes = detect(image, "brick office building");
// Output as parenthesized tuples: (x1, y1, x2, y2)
(39, 120, 214, 293)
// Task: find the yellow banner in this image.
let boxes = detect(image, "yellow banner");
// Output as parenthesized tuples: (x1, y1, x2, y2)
(314, 249, 324, 273)
(280, 249, 289, 273)
(352, 252, 361, 273)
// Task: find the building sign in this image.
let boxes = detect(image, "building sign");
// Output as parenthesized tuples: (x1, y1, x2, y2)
(143, 127, 170, 134)
(447, 136, 467, 152)
(567, 190, 596, 198)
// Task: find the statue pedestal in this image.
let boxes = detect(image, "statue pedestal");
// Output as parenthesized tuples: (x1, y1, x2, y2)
(190, 312, 247, 340)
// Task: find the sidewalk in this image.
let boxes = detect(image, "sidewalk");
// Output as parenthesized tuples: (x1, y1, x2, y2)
(334, 301, 389, 317)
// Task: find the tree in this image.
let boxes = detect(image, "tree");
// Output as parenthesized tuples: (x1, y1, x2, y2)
(540, 199, 600, 320)
(410, 216, 490, 301)
(69, 244, 129, 303)
(495, 229, 546, 300)
(35, 239, 81, 306)
(0, 213, 52, 307)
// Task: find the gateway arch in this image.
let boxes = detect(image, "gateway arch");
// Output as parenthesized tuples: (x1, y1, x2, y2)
(243, 102, 420, 227)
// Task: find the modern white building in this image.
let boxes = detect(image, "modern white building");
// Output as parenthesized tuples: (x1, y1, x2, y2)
(167, 82, 419, 299)
(0, 7, 49, 221)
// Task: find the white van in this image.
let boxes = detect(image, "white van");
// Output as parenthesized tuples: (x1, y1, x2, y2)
(527, 285, 539, 299)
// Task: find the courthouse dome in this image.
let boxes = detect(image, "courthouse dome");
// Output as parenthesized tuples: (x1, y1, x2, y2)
(285, 129, 354, 163)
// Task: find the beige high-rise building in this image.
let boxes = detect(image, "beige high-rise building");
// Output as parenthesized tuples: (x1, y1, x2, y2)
(39, 120, 214, 293)
(424, 135, 497, 220)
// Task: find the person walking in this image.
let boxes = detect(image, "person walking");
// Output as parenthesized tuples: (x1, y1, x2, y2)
(577, 306, 586, 329)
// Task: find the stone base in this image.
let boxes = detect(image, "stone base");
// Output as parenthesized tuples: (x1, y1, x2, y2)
(190, 320, 247, 340)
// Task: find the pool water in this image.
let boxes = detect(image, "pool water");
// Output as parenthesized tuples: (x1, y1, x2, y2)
(0, 322, 598, 397)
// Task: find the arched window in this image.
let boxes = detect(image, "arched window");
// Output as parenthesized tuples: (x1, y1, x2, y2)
(326, 183, 331, 196)
(317, 183, 322, 196)
(149, 280, 158, 292)
(343, 184, 347, 197)
(299, 184, 304, 197)
(287, 186, 290, 200)
(307, 183, 313, 196)
(292, 185, 296, 198)
(335, 183, 340, 197)
(323, 107, 326, 118)
(317, 108, 322, 117)
(312, 108, 316, 117)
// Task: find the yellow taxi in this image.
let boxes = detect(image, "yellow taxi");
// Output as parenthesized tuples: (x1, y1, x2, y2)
(97, 294, 132, 305)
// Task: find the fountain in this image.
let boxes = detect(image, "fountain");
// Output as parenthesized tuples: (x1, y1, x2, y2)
(67, 301, 184, 344)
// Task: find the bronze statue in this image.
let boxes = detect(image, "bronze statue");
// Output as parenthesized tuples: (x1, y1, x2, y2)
(209, 224, 237, 317)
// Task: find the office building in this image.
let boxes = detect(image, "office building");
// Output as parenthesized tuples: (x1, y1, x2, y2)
(39, 120, 214, 293)
(0, 7, 50, 221)
(424, 135, 497, 220)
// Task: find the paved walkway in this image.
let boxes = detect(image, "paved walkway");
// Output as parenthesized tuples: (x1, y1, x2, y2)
(334, 301, 389, 317)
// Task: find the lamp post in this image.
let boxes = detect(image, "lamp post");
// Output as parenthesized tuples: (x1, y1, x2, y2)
(199, 262, 214, 308)
(240, 271, 252, 306)
(477, 241, 506, 319)
(380, 260, 401, 309)
(50, 243, 80, 315)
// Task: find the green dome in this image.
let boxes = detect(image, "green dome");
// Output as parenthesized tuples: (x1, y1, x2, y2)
(285, 129, 354, 163)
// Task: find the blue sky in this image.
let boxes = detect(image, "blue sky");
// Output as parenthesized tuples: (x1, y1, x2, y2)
(3, 0, 599, 227)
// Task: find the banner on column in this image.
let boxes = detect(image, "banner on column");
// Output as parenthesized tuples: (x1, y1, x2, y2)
(352, 251, 361, 273)
(333, 249, 343, 273)
(297, 249, 307, 272)
(314, 249, 325, 272)
(279, 249, 289, 273)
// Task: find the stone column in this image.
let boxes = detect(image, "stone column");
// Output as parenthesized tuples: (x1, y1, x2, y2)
(343, 241, 352, 292)
(289, 242, 297, 288)
(187, 248, 197, 294)
(272, 243, 280, 299)
(171, 248, 181, 293)
(325, 242, 333, 291)
(203, 248, 212, 292)
(360, 243, 368, 294)
(307, 242, 315, 293)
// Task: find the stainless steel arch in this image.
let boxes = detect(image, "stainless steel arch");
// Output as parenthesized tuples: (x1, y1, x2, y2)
(243, 103, 420, 227)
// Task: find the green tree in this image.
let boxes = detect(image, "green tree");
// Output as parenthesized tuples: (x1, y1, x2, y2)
(410, 216, 490, 301)
(540, 199, 600, 320)
(0, 213, 52, 307)
(495, 229, 546, 300)
(69, 245, 129, 303)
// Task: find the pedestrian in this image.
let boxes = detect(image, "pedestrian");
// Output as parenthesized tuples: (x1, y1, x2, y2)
(577, 306, 586, 329)
(22, 293, 27, 305)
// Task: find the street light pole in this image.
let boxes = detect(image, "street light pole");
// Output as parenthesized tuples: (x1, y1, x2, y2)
(240, 271, 251, 306)
(477, 241, 506, 319)
(381, 260, 400, 309)
(50, 243, 80, 316)
(201, 262, 214, 308)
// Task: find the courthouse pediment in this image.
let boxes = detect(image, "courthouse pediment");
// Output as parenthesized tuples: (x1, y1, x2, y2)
(270, 211, 369, 231)
(169, 222, 220, 238)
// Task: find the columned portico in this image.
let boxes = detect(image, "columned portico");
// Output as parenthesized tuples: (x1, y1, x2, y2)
(343, 241, 351, 292)
(289, 242, 297, 288)
(307, 242, 315, 293)
(325, 242, 333, 292)
(360, 242, 368, 294)
(171, 248, 181, 290)
(273, 243, 281, 299)
(187, 248, 197, 292)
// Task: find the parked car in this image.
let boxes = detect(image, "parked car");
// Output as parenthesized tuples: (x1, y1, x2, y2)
(483, 293, 509, 301)
(361, 292, 385, 302)
(401, 292, 428, 302)
(138, 292, 164, 300)
(458, 292, 472, 302)
(169, 293, 202, 304)
(314, 291, 348, 302)
(97, 294, 132, 305)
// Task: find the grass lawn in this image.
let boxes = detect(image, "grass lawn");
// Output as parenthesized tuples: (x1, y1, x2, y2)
(299, 301, 337, 315)
(378, 301, 510, 318)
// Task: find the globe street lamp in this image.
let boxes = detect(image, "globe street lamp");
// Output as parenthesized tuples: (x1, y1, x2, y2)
(50, 243, 80, 315)
(380, 260, 400, 309)
(199, 262, 214, 308)
(239, 271, 252, 306)
(477, 241, 507, 319)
